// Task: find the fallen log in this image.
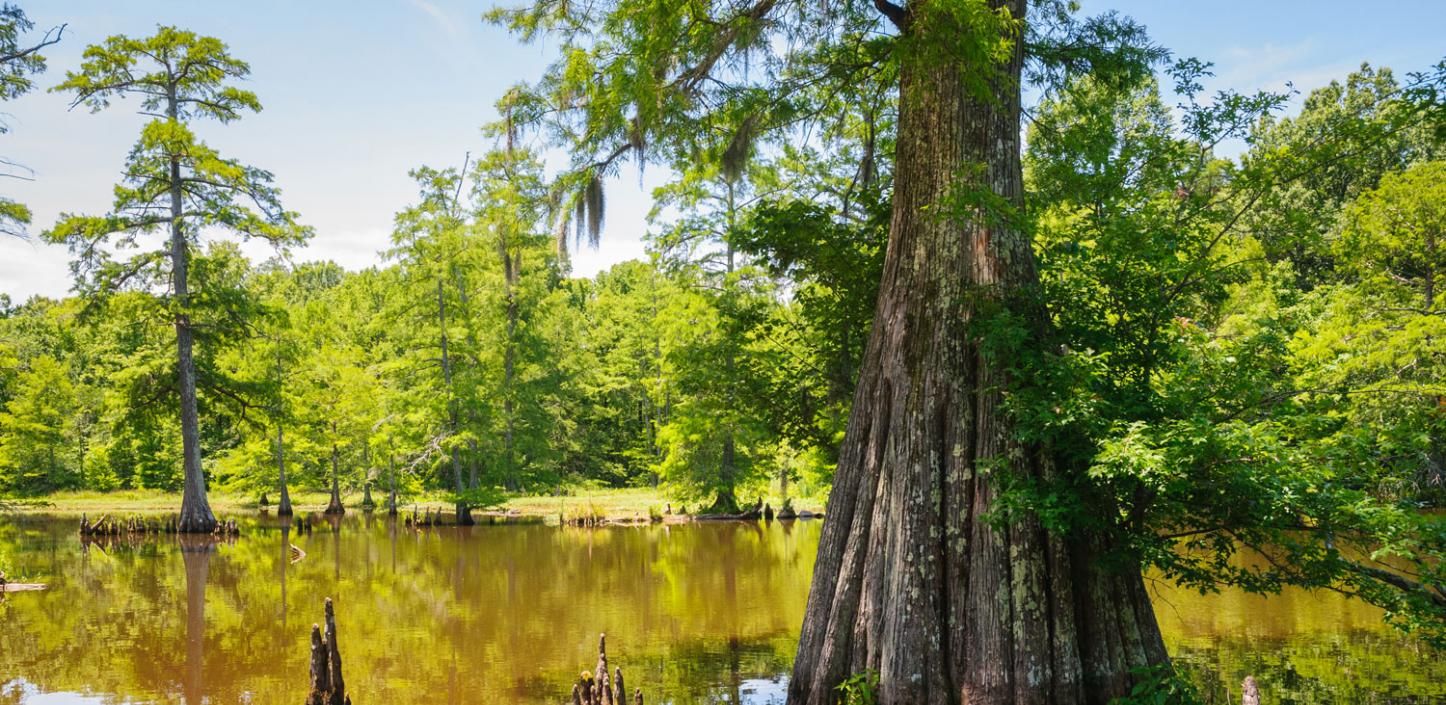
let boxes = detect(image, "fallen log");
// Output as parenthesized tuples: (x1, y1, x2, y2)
(0, 582, 47, 593)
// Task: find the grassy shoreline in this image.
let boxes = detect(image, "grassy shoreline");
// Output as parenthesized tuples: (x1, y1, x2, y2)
(4, 487, 826, 521)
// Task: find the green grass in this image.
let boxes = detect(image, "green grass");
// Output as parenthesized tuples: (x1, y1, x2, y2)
(9, 488, 359, 515)
(8, 486, 825, 520)
(503, 487, 826, 520)
(504, 487, 670, 521)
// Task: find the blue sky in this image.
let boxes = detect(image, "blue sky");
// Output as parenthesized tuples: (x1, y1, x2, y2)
(1, 0, 1441, 300)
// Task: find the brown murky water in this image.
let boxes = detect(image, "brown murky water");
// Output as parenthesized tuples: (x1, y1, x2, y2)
(0, 515, 1441, 704)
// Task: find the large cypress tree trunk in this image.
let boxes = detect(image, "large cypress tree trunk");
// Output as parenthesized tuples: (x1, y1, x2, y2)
(170, 84, 216, 534)
(787, 3, 1167, 703)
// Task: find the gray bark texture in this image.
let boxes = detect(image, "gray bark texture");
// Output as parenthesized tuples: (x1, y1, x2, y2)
(170, 82, 216, 534)
(277, 423, 294, 516)
(787, 2, 1169, 703)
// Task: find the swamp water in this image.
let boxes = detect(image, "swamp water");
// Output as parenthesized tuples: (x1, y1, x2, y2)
(0, 515, 1441, 704)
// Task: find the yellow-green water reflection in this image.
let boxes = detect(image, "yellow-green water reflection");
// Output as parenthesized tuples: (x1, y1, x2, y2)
(0, 515, 1440, 704)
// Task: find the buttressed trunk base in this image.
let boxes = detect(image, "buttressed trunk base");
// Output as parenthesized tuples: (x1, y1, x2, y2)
(787, 2, 1168, 704)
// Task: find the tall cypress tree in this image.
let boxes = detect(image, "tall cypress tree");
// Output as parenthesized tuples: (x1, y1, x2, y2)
(491, 0, 1173, 700)
(47, 27, 309, 532)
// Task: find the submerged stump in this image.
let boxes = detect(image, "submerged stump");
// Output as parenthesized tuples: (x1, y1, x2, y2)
(306, 598, 350, 705)
(1242, 676, 1260, 705)
(570, 633, 642, 705)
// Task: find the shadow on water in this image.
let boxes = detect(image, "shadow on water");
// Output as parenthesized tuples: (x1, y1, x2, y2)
(0, 514, 1440, 704)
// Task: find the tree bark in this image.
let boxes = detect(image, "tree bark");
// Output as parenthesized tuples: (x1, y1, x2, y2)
(711, 197, 741, 514)
(387, 454, 399, 516)
(438, 278, 472, 525)
(502, 250, 519, 491)
(787, 3, 1168, 703)
(170, 81, 216, 534)
(277, 423, 293, 516)
(325, 432, 345, 515)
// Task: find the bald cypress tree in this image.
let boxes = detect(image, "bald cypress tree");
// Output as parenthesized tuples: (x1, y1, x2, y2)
(491, 0, 1175, 700)
(47, 27, 309, 532)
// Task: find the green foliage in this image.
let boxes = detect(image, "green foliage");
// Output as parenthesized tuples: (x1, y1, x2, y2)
(1242, 64, 1443, 286)
(1109, 664, 1204, 705)
(0, 3, 63, 238)
(3, 8, 1443, 686)
(835, 670, 879, 705)
(0, 356, 80, 493)
(1012, 56, 1446, 648)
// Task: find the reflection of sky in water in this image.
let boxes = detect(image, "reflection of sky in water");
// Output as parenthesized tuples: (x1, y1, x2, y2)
(1, 680, 138, 705)
(0, 515, 1441, 704)
(738, 676, 787, 705)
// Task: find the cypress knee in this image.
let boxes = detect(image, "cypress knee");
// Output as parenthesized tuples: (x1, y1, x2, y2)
(305, 598, 349, 705)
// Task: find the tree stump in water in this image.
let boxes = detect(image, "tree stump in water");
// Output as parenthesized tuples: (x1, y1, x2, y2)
(569, 634, 642, 705)
(1241, 676, 1260, 705)
(306, 598, 350, 705)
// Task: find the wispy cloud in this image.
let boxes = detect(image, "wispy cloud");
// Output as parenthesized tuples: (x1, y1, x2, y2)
(1209, 40, 1359, 99)
(407, 0, 461, 39)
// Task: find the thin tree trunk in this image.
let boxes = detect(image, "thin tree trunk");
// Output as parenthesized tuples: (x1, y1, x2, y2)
(438, 278, 471, 524)
(387, 454, 398, 516)
(171, 82, 215, 534)
(325, 428, 344, 515)
(361, 444, 375, 509)
(455, 269, 487, 497)
(468, 437, 480, 491)
(787, 3, 1167, 703)
(1424, 231, 1444, 496)
(275, 342, 293, 516)
(277, 423, 293, 516)
(503, 254, 518, 491)
(715, 190, 739, 514)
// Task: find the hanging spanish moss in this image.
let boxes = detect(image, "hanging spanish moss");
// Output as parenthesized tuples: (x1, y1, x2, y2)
(720, 113, 759, 184)
(573, 172, 605, 250)
(628, 119, 647, 182)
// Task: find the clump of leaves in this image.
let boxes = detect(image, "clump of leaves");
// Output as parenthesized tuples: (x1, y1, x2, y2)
(1110, 664, 1204, 705)
(835, 670, 879, 705)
